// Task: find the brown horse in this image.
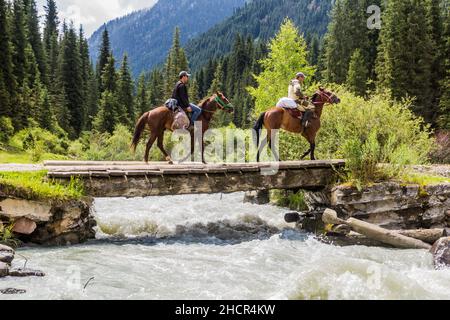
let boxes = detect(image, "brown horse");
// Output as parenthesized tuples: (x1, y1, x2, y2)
(254, 87, 340, 162)
(131, 92, 234, 163)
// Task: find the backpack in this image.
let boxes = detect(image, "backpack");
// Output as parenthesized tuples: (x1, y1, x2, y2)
(165, 99, 179, 112)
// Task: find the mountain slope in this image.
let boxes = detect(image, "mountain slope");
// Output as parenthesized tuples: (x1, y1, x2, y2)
(88, 0, 246, 77)
(185, 0, 333, 70)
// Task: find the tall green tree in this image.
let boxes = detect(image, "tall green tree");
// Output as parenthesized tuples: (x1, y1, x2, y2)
(249, 19, 314, 116)
(11, 0, 27, 88)
(43, 0, 59, 88)
(438, 8, 450, 129)
(346, 49, 368, 97)
(163, 27, 189, 96)
(117, 54, 135, 128)
(0, 0, 15, 118)
(376, 0, 435, 123)
(96, 27, 111, 94)
(57, 22, 84, 138)
(135, 72, 149, 116)
(23, 0, 46, 83)
(148, 68, 164, 108)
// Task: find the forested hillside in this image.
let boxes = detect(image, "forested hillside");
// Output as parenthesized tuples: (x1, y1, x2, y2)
(88, 0, 246, 77)
(185, 0, 333, 70)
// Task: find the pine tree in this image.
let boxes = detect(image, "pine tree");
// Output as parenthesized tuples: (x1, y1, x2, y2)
(148, 68, 164, 108)
(135, 73, 149, 116)
(57, 22, 84, 138)
(308, 34, 320, 66)
(376, 0, 435, 123)
(346, 49, 368, 97)
(36, 88, 54, 131)
(78, 25, 91, 132)
(97, 27, 111, 94)
(438, 8, 450, 129)
(11, 0, 27, 88)
(163, 27, 189, 97)
(322, 0, 380, 84)
(93, 54, 119, 134)
(117, 54, 135, 128)
(24, 0, 46, 83)
(0, 0, 15, 118)
(43, 0, 59, 88)
(85, 64, 99, 130)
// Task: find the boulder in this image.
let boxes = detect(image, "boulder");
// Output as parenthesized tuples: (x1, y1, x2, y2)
(12, 217, 37, 235)
(431, 237, 450, 268)
(0, 262, 8, 277)
(0, 244, 14, 265)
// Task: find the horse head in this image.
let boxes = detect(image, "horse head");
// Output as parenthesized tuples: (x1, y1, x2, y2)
(312, 87, 341, 106)
(214, 92, 234, 113)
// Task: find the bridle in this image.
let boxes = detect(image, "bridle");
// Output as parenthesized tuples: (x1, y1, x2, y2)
(312, 90, 336, 105)
(202, 94, 234, 113)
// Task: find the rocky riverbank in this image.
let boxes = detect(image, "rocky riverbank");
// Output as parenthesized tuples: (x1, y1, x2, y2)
(1, 243, 45, 294)
(0, 197, 96, 246)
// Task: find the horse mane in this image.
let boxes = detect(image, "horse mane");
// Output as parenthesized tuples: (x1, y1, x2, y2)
(198, 95, 214, 109)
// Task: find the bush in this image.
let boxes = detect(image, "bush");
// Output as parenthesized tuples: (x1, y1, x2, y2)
(9, 126, 70, 156)
(278, 87, 434, 185)
(70, 125, 173, 161)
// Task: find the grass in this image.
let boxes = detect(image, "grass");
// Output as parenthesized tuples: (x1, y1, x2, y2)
(271, 190, 309, 211)
(0, 171, 84, 201)
(398, 172, 450, 186)
(0, 150, 68, 164)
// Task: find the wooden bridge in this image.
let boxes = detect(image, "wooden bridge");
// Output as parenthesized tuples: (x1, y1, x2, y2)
(44, 160, 345, 198)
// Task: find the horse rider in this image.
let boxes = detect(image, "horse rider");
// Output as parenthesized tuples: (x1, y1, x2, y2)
(288, 72, 316, 129)
(172, 71, 202, 127)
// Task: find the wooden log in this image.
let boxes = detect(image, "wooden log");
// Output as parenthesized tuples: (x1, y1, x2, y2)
(396, 229, 444, 244)
(323, 209, 432, 250)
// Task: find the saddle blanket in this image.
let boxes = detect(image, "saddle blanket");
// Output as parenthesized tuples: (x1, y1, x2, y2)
(172, 110, 190, 131)
(276, 97, 298, 109)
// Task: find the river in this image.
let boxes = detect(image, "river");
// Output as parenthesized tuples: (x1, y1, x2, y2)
(1, 193, 450, 300)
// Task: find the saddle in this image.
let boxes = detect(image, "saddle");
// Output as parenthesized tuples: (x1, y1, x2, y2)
(276, 97, 303, 119)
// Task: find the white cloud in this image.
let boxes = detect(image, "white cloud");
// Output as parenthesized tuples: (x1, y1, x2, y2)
(36, 0, 158, 36)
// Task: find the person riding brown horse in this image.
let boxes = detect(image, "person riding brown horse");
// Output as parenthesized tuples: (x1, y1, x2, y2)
(131, 92, 234, 164)
(254, 87, 340, 162)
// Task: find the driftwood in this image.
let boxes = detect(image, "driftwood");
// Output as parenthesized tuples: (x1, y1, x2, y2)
(323, 209, 432, 250)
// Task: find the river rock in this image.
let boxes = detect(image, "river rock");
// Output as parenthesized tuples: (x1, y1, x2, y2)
(12, 217, 37, 235)
(0, 244, 14, 265)
(0, 262, 9, 277)
(8, 268, 45, 277)
(431, 237, 450, 268)
(0, 288, 26, 295)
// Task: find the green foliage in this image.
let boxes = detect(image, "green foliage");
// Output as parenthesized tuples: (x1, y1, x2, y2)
(0, 170, 84, 201)
(0, 221, 19, 248)
(9, 125, 70, 156)
(272, 190, 308, 211)
(69, 124, 172, 161)
(249, 19, 315, 117)
(0, 117, 14, 145)
(346, 49, 368, 97)
(278, 86, 434, 185)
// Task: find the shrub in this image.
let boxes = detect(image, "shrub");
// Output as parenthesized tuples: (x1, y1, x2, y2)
(277, 87, 434, 185)
(429, 131, 450, 164)
(0, 117, 14, 147)
(9, 126, 70, 156)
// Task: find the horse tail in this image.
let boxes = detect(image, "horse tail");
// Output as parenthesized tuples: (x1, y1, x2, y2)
(253, 112, 266, 148)
(131, 112, 149, 152)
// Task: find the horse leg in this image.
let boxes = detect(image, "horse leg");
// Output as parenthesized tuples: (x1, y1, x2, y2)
(257, 132, 268, 163)
(144, 133, 158, 163)
(301, 148, 311, 160)
(310, 142, 316, 161)
(157, 131, 173, 164)
(267, 131, 280, 162)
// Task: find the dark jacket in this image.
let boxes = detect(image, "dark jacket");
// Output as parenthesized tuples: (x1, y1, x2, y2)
(172, 81, 190, 109)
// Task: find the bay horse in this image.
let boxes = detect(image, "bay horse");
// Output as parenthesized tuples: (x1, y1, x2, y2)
(131, 92, 234, 164)
(254, 87, 340, 162)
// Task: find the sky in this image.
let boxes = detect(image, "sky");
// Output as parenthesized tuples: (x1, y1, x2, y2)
(36, 0, 158, 36)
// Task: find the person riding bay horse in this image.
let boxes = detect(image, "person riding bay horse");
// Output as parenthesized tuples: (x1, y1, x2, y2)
(131, 83, 234, 164)
(254, 84, 341, 162)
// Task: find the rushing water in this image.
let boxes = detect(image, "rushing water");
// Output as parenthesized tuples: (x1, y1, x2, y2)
(1, 193, 450, 300)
